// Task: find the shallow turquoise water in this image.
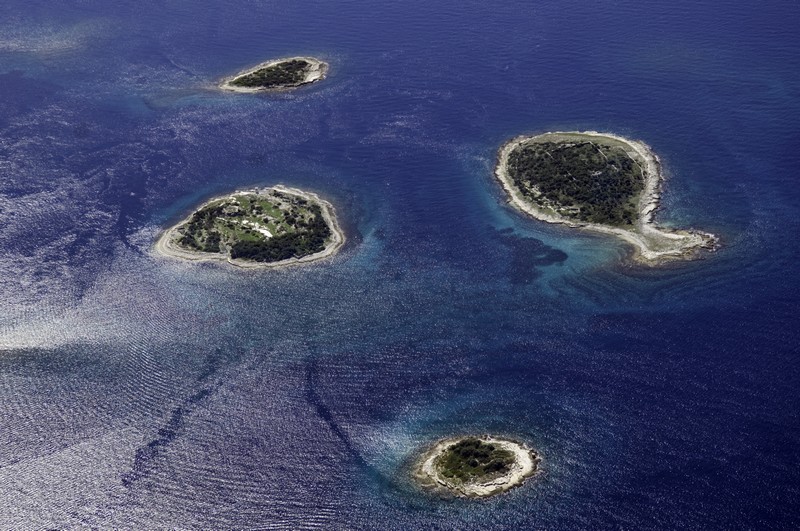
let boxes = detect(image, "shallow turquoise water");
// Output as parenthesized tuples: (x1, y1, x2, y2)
(0, 0, 799, 528)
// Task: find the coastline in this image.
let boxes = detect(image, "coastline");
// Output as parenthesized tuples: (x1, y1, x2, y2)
(494, 131, 718, 265)
(413, 436, 539, 498)
(153, 185, 345, 269)
(219, 56, 329, 93)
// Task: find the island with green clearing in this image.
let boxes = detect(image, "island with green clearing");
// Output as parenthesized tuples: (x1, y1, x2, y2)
(155, 186, 344, 268)
(495, 131, 718, 264)
(220, 56, 328, 92)
(413, 436, 539, 498)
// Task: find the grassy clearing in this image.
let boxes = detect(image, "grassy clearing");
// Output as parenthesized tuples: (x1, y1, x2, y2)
(175, 190, 331, 262)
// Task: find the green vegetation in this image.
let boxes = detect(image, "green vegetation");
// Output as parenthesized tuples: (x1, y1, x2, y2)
(507, 140, 645, 226)
(176, 190, 331, 263)
(230, 59, 311, 88)
(435, 438, 515, 483)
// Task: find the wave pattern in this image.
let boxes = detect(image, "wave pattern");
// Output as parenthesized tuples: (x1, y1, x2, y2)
(1, 0, 799, 528)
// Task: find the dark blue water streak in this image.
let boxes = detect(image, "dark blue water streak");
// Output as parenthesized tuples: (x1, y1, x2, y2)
(1, 0, 799, 528)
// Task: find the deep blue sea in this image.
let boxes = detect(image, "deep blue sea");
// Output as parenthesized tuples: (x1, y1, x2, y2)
(1, 0, 799, 528)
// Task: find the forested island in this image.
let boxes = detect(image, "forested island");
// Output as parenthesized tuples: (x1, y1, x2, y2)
(220, 57, 328, 92)
(155, 186, 344, 268)
(495, 131, 718, 264)
(413, 436, 539, 498)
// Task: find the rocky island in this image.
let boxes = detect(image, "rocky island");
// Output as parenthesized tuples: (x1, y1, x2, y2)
(495, 131, 718, 264)
(414, 436, 539, 498)
(220, 56, 328, 93)
(155, 186, 344, 268)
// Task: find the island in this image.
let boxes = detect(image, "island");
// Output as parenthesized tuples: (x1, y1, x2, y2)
(413, 436, 539, 498)
(495, 131, 718, 264)
(220, 56, 328, 93)
(155, 185, 344, 269)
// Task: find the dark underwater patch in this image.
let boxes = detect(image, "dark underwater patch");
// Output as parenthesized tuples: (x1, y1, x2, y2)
(495, 229, 568, 284)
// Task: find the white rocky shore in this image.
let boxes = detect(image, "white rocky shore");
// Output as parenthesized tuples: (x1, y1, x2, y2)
(413, 436, 540, 498)
(219, 56, 329, 93)
(154, 185, 344, 269)
(495, 131, 718, 265)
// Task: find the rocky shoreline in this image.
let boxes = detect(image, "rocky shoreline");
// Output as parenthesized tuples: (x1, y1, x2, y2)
(219, 56, 329, 93)
(413, 436, 540, 498)
(495, 131, 718, 265)
(154, 185, 344, 269)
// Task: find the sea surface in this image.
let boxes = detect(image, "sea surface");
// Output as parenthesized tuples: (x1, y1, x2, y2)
(1, 0, 799, 528)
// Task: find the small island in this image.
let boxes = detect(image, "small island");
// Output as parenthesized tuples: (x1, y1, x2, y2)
(220, 56, 328, 93)
(413, 436, 539, 498)
(155, 186, 344, 269)
(495, 131, 718, 265)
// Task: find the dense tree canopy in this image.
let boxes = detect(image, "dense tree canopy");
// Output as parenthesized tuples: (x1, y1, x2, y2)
(176, 194, 332, 263)
(507, 140, 645, 226)
(230, 59, 310, 88)
(229, 205, 330, 262)
(436, 438, 515, 482)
